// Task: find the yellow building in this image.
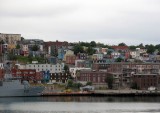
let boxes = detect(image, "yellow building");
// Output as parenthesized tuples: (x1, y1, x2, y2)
(63, 50, 74, 61)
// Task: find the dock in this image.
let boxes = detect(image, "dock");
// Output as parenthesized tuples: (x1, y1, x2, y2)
(41, 90, 160, 97)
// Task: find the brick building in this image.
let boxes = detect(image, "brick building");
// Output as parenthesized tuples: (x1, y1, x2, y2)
(132, 74, 159, 90)
(11, 69, 41, 82)
(111, 46, 129, 52)
(66, 55, 76, 64)
(77, 53, 88, 60)
(108, 63, 160, 89)
(0, 69, 4, 80)
(50, 72, 70, 83)
(75, 60, 86, 67)
(92, 63, 110, 71)
(78, 70, 107, 85)
(44, 40, 68, 55)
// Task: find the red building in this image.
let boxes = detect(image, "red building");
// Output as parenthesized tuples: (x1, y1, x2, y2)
(77, 53, 88, 60)
(0, 69, 4, 80)
(66, 55, 76, 64)
(92, 63, 110, 71)
(35, 72, 43, 81)
(11, 69, 41, 82)
(111, 46, 129, 52)
(125, 51, 130, 59)
(78, 70, 108, 85)
(44, 40, 68, 54)
(132, 74, 160, 90)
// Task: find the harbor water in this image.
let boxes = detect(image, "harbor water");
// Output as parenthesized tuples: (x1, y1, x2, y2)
(0, 96, 160, 113)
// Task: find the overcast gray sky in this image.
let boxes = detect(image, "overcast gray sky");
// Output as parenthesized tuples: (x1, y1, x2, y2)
(0, 0, 160, 45)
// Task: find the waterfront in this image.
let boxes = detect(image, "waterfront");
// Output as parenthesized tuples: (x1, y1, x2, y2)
(0, 96, 160, 113)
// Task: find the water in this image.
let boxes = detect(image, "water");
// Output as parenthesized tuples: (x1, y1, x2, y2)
(0, 96, 160, 113)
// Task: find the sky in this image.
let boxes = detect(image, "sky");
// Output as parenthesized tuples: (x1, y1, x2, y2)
(0, 0, 160, 45)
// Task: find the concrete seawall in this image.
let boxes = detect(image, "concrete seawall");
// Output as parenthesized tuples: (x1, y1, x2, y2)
(41, 90, 160, 97)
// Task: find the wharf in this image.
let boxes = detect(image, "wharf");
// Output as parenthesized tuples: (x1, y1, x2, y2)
(41, 92, 94, 96)
(41, 90, 160, 97)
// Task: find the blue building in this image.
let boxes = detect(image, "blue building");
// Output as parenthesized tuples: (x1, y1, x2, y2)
(58, 48, 66, 60)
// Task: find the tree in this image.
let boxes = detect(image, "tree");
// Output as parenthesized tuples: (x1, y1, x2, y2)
(90, 41, 96, 47)
(146, 44, 155, 54)
(131, 82, 139, 89)
(129, 45, 137, 51)
(107, 51, 112, 55)
(118, 42, 126, 46)
(0, 40, 4, 44)
(137, 43, 144, 48)
(86, 81, 92, 86)
(67, 79, 73, 87)
(51, 45, 58, 57)
(8, 53, 17, 61)
(87, 46, 96, 55)
(31, 45, 39, 51)
(105, 74, 114, 89)
(21, 37, 24, 41)
(64, 65, 69, 72)
(16, 44, 20, 49)
(72, 82, 82, 88)
(155, 44, 160, 52)
(115, 57, 123, 62)
(73, 44, 84, 55)
(80, 42, 90, 47)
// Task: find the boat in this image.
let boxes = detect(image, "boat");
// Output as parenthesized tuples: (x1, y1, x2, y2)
(0, 62, 44, 97)
(0, 76, 44, 97)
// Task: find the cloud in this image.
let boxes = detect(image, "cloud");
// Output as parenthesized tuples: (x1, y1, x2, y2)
(0, 0, 160, 45)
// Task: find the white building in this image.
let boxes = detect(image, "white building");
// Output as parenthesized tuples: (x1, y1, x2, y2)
(111, 52, 120, 59)
(92, 54, 103, 60)
(0, 63, 4, 69)
(22, 44, 29, 52)
(26, 63, 63, 73)
(130, 51, 137, 58)
(75, 60, 85, 67)
(69, 67, 91, 78)
(0, 33, 21, 44)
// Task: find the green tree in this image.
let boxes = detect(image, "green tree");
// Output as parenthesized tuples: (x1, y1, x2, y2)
(107, 51, 112, 55)
(118, 42, 126, 46)
(131, 82, 139, 89)
(31, 45, 39, 51)
(90, 41, 96, 47)
(115, 57, 123, 62)
(0, 40, 4, 44)
(87, 46, 96, 55)
(72, 82, 82, 88)
(16, 44, 20, 49)
(146, 44, 155, 54)
(155, 44, 160, 52)
(137, 43, 144, 48)
(105, 74, 114, 89)
(51, 46, 58, 57)
(64, 65, 69, 72)
(129, 45, 137, 51)
(67, 79, 73, 87)
(8, 53, 17, 61)
(21, 37, 25, 41)
(73, 44, 84, 55)
(80, 42, 90, 47)
(86, 81, 92, 86)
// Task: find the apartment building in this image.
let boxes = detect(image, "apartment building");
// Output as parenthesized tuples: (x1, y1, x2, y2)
(0, 33, 21, 44)
(78, 70, 107, 85)
(26, 63, 63, 73)
(108, 63, 160, 89)
(50, 72, 70, 83)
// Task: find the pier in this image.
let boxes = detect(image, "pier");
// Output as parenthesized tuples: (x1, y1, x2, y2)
(41, 90, 160, 97)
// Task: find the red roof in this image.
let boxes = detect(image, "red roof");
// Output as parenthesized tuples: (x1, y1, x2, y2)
(111, 46, 129, 50)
